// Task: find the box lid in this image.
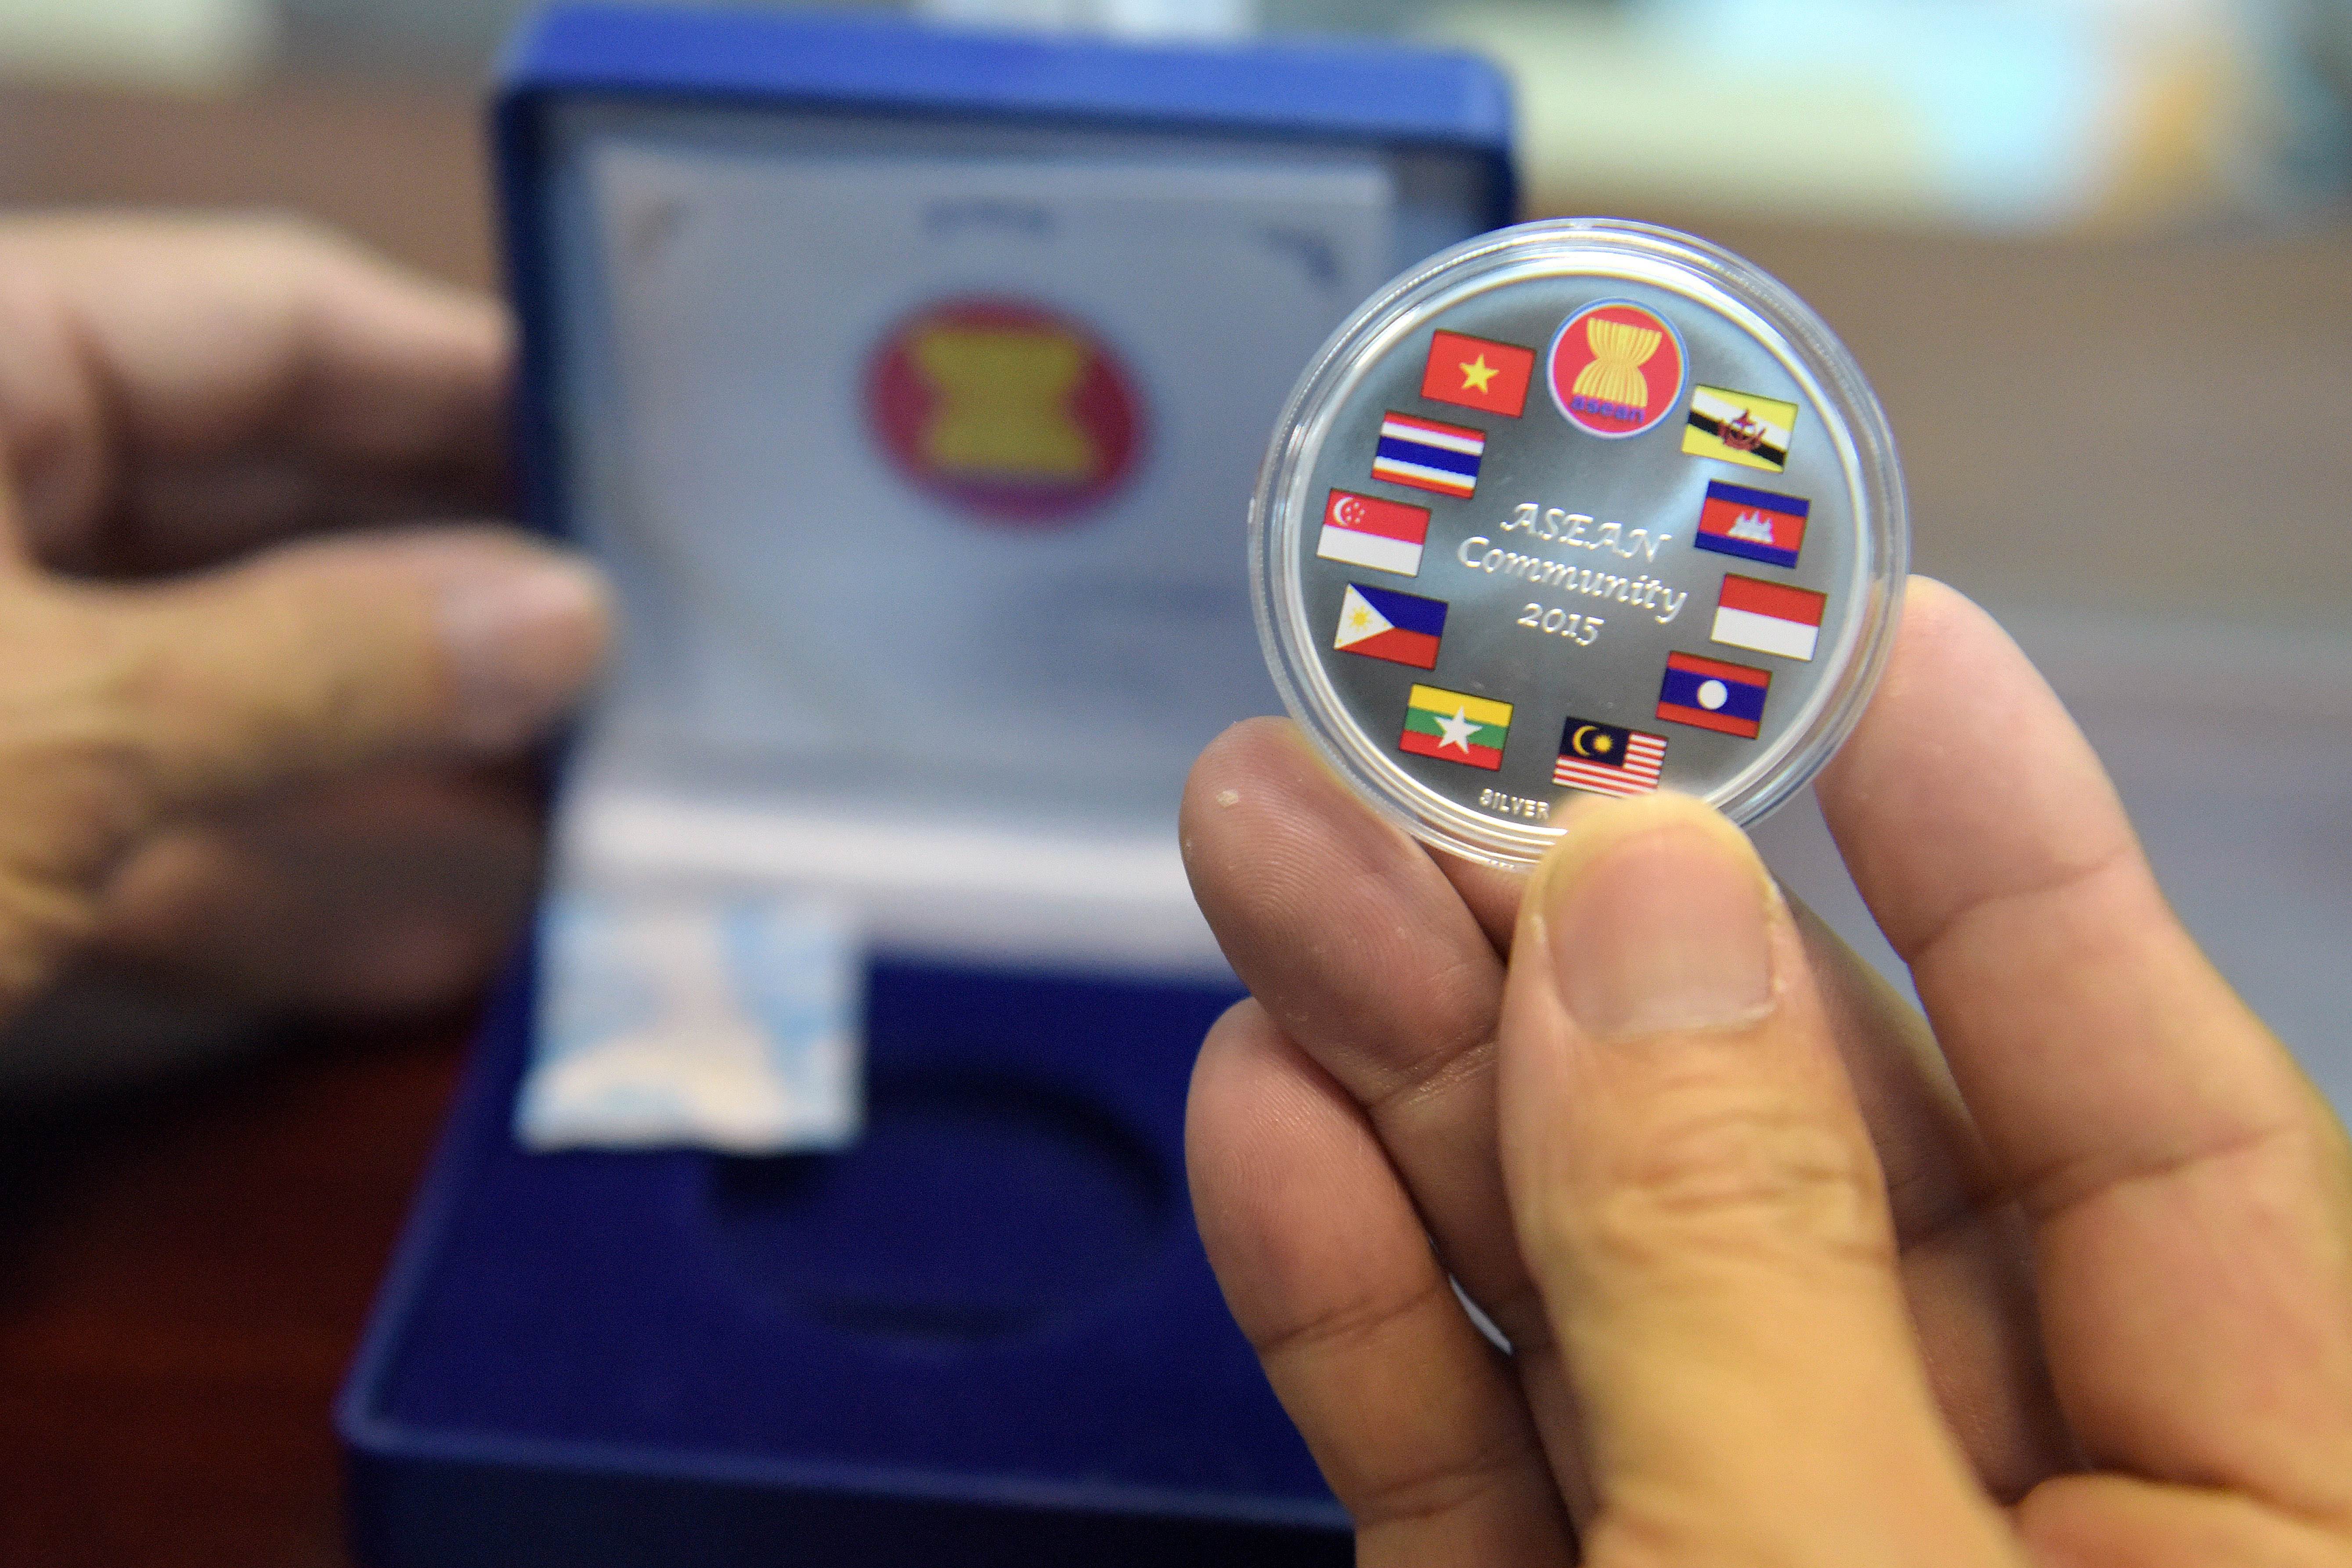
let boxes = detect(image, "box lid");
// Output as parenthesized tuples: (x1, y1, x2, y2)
(500, 3, 1515, 155)
(498, 5, 1514, 973)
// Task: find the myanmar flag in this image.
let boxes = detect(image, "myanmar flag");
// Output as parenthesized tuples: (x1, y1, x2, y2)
(1399, 684, 1511, 771)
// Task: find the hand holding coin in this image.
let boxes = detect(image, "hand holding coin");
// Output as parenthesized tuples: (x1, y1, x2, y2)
(1183, 578, 2352, 1567)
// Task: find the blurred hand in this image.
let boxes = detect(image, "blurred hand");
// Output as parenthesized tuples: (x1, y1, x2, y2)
(0, 215, 606, 1029)
(1183, 579, 2352, 1566)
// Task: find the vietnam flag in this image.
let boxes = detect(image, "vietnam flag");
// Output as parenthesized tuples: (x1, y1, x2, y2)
(1419, 329, 1536, 418)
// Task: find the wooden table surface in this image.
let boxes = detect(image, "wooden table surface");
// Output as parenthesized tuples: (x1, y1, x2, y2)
(0, 1021, 467, 1567)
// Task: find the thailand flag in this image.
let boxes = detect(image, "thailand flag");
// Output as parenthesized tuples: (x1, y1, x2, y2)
(1657, 651, 1771, 739)
(1371, 411, 1486, 500)
(1333, 583, 1447, 670)
(1317, 489, 1429, 577)
(1710, 574, 1828, 662)
(1693, 480, 1809, 570)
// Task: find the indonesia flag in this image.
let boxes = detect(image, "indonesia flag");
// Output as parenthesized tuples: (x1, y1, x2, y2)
(1710, 574, 1828, 662)
(1371, 411, 1486, 499)
(1316, 489, 1429, 577)
(1333, 583, 1447, 670)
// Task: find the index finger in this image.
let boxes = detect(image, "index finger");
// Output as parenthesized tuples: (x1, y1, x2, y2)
(1816, 577, 2352, 1513)
(0, 215, 508, 572)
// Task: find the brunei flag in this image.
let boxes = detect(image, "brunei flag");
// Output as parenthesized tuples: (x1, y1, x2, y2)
(1683, 384, 1798, 472)
(1399, 685, 1511, 771)
(1334, 583, 1447, 670)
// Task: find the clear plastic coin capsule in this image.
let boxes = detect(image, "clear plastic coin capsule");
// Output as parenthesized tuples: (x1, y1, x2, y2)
(1250, 218, 1909, 866)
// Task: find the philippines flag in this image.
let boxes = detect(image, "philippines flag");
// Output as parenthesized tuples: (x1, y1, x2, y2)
(1333, 583, 1447, 670)
(1317, 489, 1429, 577)
(1710, 574, 1828, 662)
(1693, 480, 1809, 570)
(1371, 411, 1486, 500)
(1656, 651, 1771, 739)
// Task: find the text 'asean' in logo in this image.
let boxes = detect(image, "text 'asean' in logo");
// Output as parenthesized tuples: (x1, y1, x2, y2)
(1545, 301, 1685, 440)
(865, 297, 1142, 526)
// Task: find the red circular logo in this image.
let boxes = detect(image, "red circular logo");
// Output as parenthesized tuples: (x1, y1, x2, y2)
(1545, 301, 1685, 439)
(865, 297, 1142, 525)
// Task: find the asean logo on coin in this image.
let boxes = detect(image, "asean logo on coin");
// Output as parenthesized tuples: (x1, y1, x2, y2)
(1545, 300, 1685, 440)
(865, 296, 1142, 526)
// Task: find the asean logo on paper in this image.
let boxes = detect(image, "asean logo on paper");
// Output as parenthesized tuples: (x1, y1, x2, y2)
(865, 296, 1143, 526)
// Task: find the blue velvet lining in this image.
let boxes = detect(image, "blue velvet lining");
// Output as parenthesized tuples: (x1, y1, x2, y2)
(347, 951, 1343, 1531)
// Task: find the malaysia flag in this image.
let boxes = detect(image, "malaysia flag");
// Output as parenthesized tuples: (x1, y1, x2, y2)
(1333, 583, 1447, 670)
(1656, 651, 1771, 739)
(1554, 716, 1667, 798)
(1693, 480, 1809, 570)
(1317, 489, 1429, 577)
(1710, 574, 1828, 662)
(1371, 411, 1486, 499)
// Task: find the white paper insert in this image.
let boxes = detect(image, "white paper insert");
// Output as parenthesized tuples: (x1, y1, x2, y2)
(554, 129, 1403, 971)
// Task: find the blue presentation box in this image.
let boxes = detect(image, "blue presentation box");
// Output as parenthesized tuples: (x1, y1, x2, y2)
(338, 7, 1512, 1564)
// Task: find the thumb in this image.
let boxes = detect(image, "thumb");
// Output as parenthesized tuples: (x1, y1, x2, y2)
(1497, 793, 2017, 1567)
(61, 525, 607, 808)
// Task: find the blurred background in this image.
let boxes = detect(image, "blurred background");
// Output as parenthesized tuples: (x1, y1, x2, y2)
(0, 5, 2345, 1564)
(1, 0, 2345, 624)
(8, 0, 2338, 1061)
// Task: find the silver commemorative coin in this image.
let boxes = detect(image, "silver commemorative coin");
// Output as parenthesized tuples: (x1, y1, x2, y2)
(1251, 219, 1908, 866)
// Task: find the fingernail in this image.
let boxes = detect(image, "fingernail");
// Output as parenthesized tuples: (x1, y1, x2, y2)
(435, 551, 609, 750)
(1543, 803, 1776, 1040)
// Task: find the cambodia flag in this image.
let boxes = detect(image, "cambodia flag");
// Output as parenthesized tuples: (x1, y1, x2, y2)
(1693, 480, 1809, 570)
(1656, 652, 1771, 739)
(1333, 583, 1447, 670)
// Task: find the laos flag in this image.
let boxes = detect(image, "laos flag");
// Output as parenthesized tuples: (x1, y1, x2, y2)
(1656, 651, 1771, 739)
(1333, 583, 1447, 670)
